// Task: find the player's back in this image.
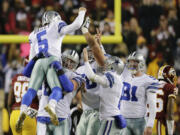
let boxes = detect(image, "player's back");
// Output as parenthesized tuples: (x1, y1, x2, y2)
(120, 73, 159, 118)
(29, 20, 66, 59)
(155, 80, 176, 124)
(99, 71, 123, 120)
(11, 74, 38, 110)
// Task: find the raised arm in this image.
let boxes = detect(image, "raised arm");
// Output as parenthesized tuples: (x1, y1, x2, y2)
(60, 7, 86, 35)
(81, 17, 106, 67)
(83, 48, 111, 87)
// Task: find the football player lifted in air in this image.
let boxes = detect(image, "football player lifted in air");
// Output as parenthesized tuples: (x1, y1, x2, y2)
(16, 7, 86, 132)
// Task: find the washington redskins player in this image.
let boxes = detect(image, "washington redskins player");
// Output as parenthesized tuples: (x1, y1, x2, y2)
(153, 65, 178, 135)
(8, 57, 38, 135)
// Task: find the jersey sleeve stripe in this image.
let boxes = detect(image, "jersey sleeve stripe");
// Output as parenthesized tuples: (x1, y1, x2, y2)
(58, 22, 67, 33)
(105, 73, 114, 88)
(72, 77, 83, 87)
(147, 86, 159, 90)
(150, 83, 159, 86)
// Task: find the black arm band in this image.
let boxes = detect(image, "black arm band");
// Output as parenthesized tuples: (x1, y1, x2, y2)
(57, 69, 65, 76)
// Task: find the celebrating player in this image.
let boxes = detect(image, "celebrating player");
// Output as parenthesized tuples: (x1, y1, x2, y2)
(76, 20, 107, 135)
(16, 7, 86, 132)
(36, 49, 83, 135)
(120, 52, 158, 135)
(83, 47, 126, 134)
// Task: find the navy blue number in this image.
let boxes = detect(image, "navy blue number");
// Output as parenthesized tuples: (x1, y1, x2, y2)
(131, 86, 138, 101)
(121, 82, 131, 101)
(85, 76, 97, 89)
(37, 30, 48, 53)
(121, 82, 138, 102)
(81, 74, 97, 89)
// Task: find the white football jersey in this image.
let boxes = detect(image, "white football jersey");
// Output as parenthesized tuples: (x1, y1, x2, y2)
(37, 69, 77, 118)
(29, 20, 67, 60)
(120, 68, 159, 118)
(76, 62, 100, 110)
(99, 71, 123, 120)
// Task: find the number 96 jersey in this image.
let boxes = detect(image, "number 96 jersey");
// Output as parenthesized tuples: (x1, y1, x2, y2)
(11, 74, 38, 110)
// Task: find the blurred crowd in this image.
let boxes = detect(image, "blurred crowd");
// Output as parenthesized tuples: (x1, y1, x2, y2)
(0, 0, 180, 134)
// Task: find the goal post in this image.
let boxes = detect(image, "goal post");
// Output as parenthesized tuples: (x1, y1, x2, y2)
(0, 0, 122, 44)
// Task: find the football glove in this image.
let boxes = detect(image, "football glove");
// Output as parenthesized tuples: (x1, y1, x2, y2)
(114, 115, 127, 129)
(81, 17, 90, 34)
(26, 107, 38, 118)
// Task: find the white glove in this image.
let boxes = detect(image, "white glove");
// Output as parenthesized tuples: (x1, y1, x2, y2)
(26, 107, 38, 118)
(81, 17, 90, 34)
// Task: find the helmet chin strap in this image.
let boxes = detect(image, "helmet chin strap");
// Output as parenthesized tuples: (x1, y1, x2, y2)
(167, 78, 173, 85)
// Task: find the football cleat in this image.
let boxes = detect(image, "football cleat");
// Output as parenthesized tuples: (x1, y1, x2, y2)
(44, 104, 59, 126)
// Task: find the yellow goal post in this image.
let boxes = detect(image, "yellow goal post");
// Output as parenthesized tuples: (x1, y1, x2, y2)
(0, 0, 122, 44)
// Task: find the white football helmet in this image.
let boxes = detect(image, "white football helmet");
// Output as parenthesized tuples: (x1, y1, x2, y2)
(127, 52, 145, 74)
(97, 55, 124, 75)
(42, 11, 61, 26)
(62, 49, 79, 70)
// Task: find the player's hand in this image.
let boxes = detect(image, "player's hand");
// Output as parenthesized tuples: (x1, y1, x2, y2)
(50, 61, 62, 71)
(79, 7, 87, 13)
(174, 87, 178, 96)
(26, 107, 38, 118)
(144, 127, 153, 135)
(95, 28, 102, 45)
(81, 17, 90, 34)
(83, 48, 88, 62)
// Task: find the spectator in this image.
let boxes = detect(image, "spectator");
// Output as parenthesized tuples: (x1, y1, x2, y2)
(174, 38, 180, 75)
(136, 35, 148, 60)
(147, 52, 166, 78)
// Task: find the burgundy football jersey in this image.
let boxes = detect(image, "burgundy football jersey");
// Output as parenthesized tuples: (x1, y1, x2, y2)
(11, 74, 38, 110)
(155, 82, 176, 125)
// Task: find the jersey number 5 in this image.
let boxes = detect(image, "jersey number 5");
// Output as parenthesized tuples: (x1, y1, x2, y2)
(37, 30, 48, 53)
(121, 82, 138, 102)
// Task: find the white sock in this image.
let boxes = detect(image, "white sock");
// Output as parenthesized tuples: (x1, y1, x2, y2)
(49, 99, 57, 110)
(20, 105, 28, 114)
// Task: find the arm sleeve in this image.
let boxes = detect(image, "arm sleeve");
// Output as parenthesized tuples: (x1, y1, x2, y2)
(58, 74, 74, 92)
(84, 62, 109, 87)
(29, 38, 36, 60)
(59, 11, 86, 35)
(146, 91, 157, 127)
(22, 59, 35, 77)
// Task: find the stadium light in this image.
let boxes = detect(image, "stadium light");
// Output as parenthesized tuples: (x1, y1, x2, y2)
(0, 0, 122, 44)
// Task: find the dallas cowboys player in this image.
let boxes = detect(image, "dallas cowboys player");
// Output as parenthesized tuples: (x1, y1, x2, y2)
(16, 8, 86, 131)
(76, 24, 107, 135)
(83, 48, 126, 135)
(120, 52, 158, 135)
(37, 49, 82, 135)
